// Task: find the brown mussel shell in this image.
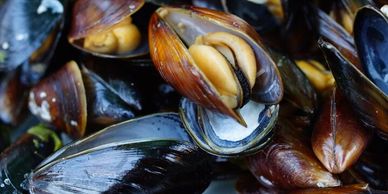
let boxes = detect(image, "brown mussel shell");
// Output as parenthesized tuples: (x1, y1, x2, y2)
(28, 61, 87, 138)
(312, 88, 371, 174)
(0, 69, 29, 125)
(149, 6, 283, 123)
(289, 184, 372, 194)
(318, 8, 363, 69)
(68, 0, 148, 58)
(246, 124, 341, 189)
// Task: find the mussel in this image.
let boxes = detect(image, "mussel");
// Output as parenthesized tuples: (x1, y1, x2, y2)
(312, 88, 371, 174)
(246, 123, 341, 189)
(28, 61, 87, 138)
(0, 125, 61, 194)
(0, 69, 29, 125)
(68, 0, 150, 58)
(319, 6, 388, 137)
(149, 6, 283, 156)
(0, 0, 66, 83)
(28, 60, 148, 138)
(28, 113, 213, 193)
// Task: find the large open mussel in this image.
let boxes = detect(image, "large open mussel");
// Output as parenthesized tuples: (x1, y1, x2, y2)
(149, 6, 283, 156)
(28, 113, 213, 193)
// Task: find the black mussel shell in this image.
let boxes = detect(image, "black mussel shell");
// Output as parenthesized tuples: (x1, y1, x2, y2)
(0, 125, 60, 194)
(180, 98, 277, 157)
(318, 7, 362, 69)
(81, 66, 142, 127)
(272, 52, 317, 115)
(354, 6, 388, 95)
(282, 0, 319, 58)
(29, 113, 213, 194)
(319, 39, 388, 136)
(0, 0, 65, 73)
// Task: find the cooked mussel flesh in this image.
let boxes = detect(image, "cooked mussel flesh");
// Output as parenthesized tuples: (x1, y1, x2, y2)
(68, 0, 149, 58)
(149, 6, 283, 125)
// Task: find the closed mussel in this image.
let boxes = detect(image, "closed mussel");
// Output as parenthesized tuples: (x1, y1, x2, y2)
(28, 113, 213, 194)
(149, 6, 283, 156)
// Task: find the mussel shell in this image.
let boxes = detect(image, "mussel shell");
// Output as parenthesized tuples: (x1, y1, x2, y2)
(273, 52, 317, 115)
(29, 113, 213, 194)
(0, 0, 65, 71)
(81, 66, 142, 126)
(318, 8, 362, 69)
(312, 88, 371, 174)
(319, 40, 388, 136)
(282, 0, 319, 58)
(246, 124, 341, 189)
(28, 61, 87, 138)
(149, 7, 283, 121)
(289, 184, 372, 194)
(68, 0, 149, 59)
(179, 98, 277, 157)
(354, 6, 388, 95)
(223, 0, 283, 52)
(223, 0, 278, 32)
(0, 69, 29, 125)
(0, 125, 60, 194)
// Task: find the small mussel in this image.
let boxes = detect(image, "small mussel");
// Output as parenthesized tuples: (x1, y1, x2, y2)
(68, 0, 149, 58)
(149, 6, 283, 156)
(0, 125, 61, 194)
(28, 60, 145, 138)
(319, 6, 388, 137)
(28, 61, 87, 138)
(0, 0, 66, 83)
(28, 113, 213, 193)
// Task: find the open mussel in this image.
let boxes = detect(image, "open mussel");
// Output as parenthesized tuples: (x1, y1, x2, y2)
(354, 6, 388, 95)
(28, 113, 213, 194)
(149, 6, 283, 156)
(0, 0, 66, 83)
(319, 6, 388, 137)
(68, 0, 151, 59)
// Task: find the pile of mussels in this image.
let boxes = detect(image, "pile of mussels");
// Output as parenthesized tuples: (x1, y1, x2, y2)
(0, 0, 387, 193)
